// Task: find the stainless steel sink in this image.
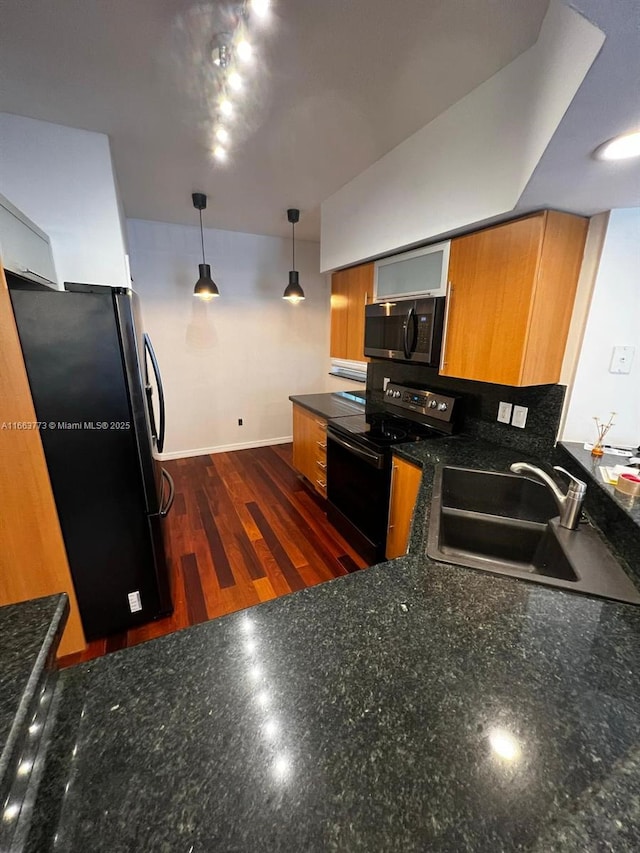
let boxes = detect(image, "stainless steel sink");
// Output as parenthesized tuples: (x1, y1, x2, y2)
(427, 465, 640, 605)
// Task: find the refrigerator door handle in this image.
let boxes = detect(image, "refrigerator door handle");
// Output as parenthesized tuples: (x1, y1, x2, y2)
(159, 468, 175, 518)
(144, 333, 166, 453)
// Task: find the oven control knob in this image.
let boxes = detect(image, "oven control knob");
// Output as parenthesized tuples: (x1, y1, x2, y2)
(437, 402, 448, 412)
(386, 389, 392, 396)
(428, 399, 438, 409)
(394, 390, 401, 398)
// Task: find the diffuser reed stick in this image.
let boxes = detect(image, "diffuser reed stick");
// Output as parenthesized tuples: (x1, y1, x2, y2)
(591, 412, 616, 457)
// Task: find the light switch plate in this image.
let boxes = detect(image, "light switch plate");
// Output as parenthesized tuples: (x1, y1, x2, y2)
(383, 377, 390, 390)
(610, 346, 635, 374)
(512, 405, 528, 429)
(497, 402, 513, 424)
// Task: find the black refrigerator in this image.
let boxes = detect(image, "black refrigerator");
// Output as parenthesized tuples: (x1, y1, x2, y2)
(8, 274, 174, 640)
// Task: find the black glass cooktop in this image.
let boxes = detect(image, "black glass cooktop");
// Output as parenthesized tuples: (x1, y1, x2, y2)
(328, 412, 446, 450)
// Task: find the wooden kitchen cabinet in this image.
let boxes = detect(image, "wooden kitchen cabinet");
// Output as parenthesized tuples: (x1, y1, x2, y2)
(386, 456, 422, 559)
(330, 262, 374, 362)
(440, 211, 588, 386)
(292, 404, 328, 498)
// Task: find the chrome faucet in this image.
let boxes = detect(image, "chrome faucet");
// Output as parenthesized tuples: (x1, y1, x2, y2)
(509, 463, 587, 530)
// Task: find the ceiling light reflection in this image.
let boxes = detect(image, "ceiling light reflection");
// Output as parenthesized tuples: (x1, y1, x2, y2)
(17, 759, 33, 777)
(263, 719, 279, 739)
(248, 665, 262, 681)
(228, 72, 242, 92)
(489, 728, 521, 762)
(273, 753, 291, 780)
(244, 638, 256, 654)
(214, 145, 228, 162)
(220, 99, 233, 117)
(215, 127, 229, 144)
(2, 802, 20, 823)
(256, 690, 270, 708)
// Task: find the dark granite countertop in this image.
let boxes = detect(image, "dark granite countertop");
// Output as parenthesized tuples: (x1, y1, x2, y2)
(559, 441, 640, 529)
(0, 595, 68, 788)
(25, 555, 640, 851)
(289, 391, 366, 420)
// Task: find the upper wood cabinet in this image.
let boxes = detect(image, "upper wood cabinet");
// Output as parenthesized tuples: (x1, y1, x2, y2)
(330, 263, 374, 362)
(440, 211, 588, 386)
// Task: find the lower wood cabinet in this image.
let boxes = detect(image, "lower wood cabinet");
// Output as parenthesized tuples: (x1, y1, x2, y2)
(386, 456, 422, 559)
(292, 404, 327, 498)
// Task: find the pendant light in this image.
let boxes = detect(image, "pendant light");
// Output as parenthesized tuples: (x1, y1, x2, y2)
(283, 208, 305, 303)
(192, 192, 220, 300)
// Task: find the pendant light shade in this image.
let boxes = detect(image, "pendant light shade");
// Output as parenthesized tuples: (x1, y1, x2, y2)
(192, 192, 220, 300)
(283, 208, 305, 303)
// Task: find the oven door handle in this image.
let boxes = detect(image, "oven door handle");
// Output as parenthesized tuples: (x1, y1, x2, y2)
(327, 430, 385, 469)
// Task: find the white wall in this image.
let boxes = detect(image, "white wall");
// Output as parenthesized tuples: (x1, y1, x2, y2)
(562, 208, 640, 447)
(320, 0, 604, 271)
(0, 113, 128, 286)
(127, 219, 354, 458)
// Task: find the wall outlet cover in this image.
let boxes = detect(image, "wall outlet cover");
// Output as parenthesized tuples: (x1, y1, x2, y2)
(497, 402, 513, 424)
(610, 346, 635, 375)
(512, 405, 528, 429)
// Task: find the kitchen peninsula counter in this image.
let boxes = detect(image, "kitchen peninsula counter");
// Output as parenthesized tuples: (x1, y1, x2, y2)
(18, 524, 640, 851)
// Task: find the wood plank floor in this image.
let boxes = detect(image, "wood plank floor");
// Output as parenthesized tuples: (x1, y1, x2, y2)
(58, 443, 369, 667)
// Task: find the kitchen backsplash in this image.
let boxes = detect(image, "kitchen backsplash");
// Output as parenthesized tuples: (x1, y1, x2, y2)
(367, 360, 566, 458)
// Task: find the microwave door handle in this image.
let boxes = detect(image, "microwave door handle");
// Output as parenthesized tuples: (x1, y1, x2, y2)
(403, 307, 416, 359)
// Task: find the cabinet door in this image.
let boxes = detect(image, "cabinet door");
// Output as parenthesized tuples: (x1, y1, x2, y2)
(375, 242, 449, 300)
(441, 215, 544, 385)
(346, 263, 373, 362)
(292, 404, 327, 497)
(330, 263, 373, 363)
(330, 270, 350, 360)
(386, 457, 422, 559)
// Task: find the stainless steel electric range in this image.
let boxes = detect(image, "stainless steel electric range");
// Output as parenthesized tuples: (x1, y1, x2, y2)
(326, 383, 459, 565)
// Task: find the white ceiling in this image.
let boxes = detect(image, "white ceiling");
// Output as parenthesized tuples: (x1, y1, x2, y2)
(517, 0, 640, 215)
(0, 0, 551, 240)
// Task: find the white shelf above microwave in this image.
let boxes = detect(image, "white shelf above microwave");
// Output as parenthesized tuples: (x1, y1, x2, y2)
(374, 241, 450, 302)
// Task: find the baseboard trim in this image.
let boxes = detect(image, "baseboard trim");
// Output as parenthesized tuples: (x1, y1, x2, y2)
(158, 436, 293, 461)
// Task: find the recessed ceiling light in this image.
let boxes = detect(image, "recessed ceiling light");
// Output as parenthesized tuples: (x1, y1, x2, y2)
(215, 126, 229, 144)
(220, 99, 233, 117)
(214, 145, 228, 162)
(228, 72, 242, 92)
(237, 39, 253, 62)
(594, 130, 640, 161)
(251, 0, 270, 18)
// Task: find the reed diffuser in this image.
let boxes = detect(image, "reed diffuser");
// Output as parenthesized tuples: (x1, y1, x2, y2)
(592, 412, 616, 457)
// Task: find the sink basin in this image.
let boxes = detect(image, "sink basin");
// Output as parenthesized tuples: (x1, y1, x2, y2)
(427, 466, 640, 605)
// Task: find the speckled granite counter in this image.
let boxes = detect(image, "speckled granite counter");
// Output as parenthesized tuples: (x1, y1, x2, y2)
(289, 391, 367, 420)
(0, 595, 68, 850)
(22, 555, 640, 852)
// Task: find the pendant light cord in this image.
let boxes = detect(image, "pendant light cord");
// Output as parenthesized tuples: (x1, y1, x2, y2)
(200, 208, 206, 265)
(292, 219, 295, 270)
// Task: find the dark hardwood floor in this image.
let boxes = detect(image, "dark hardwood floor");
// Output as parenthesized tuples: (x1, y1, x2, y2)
(59, 443, 369, 667)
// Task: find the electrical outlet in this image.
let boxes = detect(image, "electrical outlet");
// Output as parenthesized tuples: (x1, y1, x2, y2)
(512, 405, 528, 429)
(497, 402, 513, 424)
(238, 418, 243, 426)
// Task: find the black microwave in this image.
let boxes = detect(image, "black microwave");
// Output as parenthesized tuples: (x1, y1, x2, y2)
(364, 297, 446, 365)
